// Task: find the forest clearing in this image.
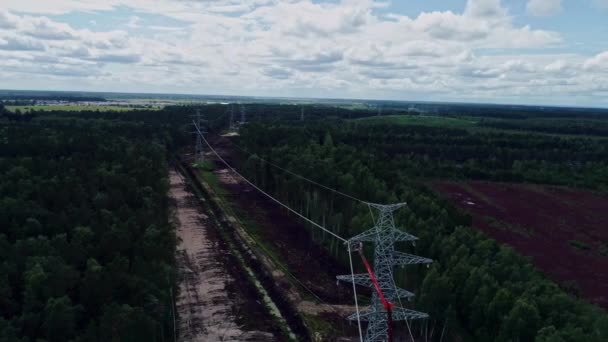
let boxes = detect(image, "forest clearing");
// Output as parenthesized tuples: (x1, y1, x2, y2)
(431, 181, 608, 309)
(2, 99, 608, 341)
(4, 0, 608, 339)
(170, 169, 276, 341)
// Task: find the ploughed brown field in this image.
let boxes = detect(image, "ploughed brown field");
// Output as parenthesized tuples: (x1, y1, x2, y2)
(431, 181, 608, 309)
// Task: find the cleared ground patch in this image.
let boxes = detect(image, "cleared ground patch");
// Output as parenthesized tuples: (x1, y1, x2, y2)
(202, 138, 365, 340)
(170, 169, 277, 341)
(431, 181, 608, 309)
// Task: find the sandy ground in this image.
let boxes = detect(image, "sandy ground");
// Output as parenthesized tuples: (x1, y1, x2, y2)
(215, 168, 241, 185)
(170, 169, 273, 342)
(213, 166, 362, 328)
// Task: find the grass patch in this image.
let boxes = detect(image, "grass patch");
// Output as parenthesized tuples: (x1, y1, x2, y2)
(569, 239, 591, 251)
(192, 160, 214, 170)
(195, 162, 315, 301)
(197, 165, 227, 196)
(303, 314, 340, 340)
(599, 243, 608, 256)
(195, 163, 293, 273)
(484, 216, 534, 237)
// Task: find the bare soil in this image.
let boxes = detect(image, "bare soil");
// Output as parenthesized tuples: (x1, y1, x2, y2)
(206, 138, 364, 340)
(431, 180, 608, 309)
(170, 169, 278, 341)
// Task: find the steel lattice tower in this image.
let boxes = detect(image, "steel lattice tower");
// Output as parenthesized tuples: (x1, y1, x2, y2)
(229, 104, 236, 131)
(240, 104, 246, 124)
(338, 203, 432, 341)
(193, 109, 206, 163)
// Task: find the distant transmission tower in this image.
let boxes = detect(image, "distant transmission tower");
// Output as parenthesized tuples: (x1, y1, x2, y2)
(192, 109, 206, 163)
(240, 104, 246, 124)
(229, 104, 236, 131)
(338, 203, 432, 342)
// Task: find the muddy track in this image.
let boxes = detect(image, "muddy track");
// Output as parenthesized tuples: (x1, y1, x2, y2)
(170, 168, 279, 341)
(200, 139, 367, 341)
(175, 156, 311, 341)
(208, 140, 355, 303)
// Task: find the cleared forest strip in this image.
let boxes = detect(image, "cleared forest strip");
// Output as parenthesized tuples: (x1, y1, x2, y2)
(191, 144, 363, 340)
(175, 156, 308, 341)
(170, 168, 277, 341)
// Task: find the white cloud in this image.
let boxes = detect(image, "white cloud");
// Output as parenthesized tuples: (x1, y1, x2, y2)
(0, 34, 45, 51)
(0, 10, 19, 29)
(584, 51, 608, 71)
(0, 1, 604, 106)
(22, 16, 78, 40)
(464, 0, 508, 19)
(126, 16, 142, 29)
(262, 66, 292, 79)
(413, 11, 490, 41)
(527, 0, 562, 17)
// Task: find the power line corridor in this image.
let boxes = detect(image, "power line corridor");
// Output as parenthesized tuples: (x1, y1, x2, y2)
(192, 117, 432, 342)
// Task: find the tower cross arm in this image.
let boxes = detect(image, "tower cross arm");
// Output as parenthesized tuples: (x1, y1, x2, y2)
(348, 228, 380, 242)
(346, 308, 375, 321)
(394, 287, 415, 299)
(348, 227, 418, 244)
(392, 251, 433, 266)
(336, 273, 372, 288)
(392, 228, 419, 242)
(391, 307, 429, 321)
(345, 307, 429, 321)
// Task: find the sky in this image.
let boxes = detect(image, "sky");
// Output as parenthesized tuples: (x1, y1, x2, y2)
(0, 0, 607, 107)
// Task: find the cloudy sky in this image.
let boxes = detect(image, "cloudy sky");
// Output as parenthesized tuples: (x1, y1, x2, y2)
(0, 0, 607, 106)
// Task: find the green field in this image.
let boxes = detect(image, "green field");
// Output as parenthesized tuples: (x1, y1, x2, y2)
(356, 114, 477, 128)
(6, 105, 162, 112)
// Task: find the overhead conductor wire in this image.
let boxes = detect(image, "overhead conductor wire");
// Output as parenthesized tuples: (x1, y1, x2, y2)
(194, 121, 365, 341)
(194, 121, 347, 242)
(348, 243, 365, 341)
(206, 124, 368, 205)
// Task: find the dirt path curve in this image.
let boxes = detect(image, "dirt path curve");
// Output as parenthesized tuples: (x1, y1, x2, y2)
(170, 169, 274, 342)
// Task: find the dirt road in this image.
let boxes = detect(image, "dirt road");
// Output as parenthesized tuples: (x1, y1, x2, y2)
(170, 169, 275, 341)
(204, 139, 365, 340)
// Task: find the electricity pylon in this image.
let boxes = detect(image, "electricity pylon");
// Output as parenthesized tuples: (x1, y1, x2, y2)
(192, 109, 206, 163)
(337, 203, 432, 342)
(240, 104, 246, 124)
(229, 104, 236, 132)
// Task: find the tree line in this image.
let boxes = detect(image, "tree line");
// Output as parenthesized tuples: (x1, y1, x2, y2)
(235, 120, 608, 341)
(0, 109, 181, 341)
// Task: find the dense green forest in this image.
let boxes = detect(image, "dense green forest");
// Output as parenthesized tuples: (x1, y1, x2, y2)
(240, 121, 608, 192)
(235, 119, 608, 341)
(0, 105, 184, 341)
(2, 101, 608, 341)
(476, 117, 608, 137)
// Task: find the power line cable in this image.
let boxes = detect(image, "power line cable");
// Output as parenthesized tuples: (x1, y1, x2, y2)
(195, 119, 365, 340)
(194, 121, 347, 243)
(206, 125, 369, 205)
(348, 244, 365, 342)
